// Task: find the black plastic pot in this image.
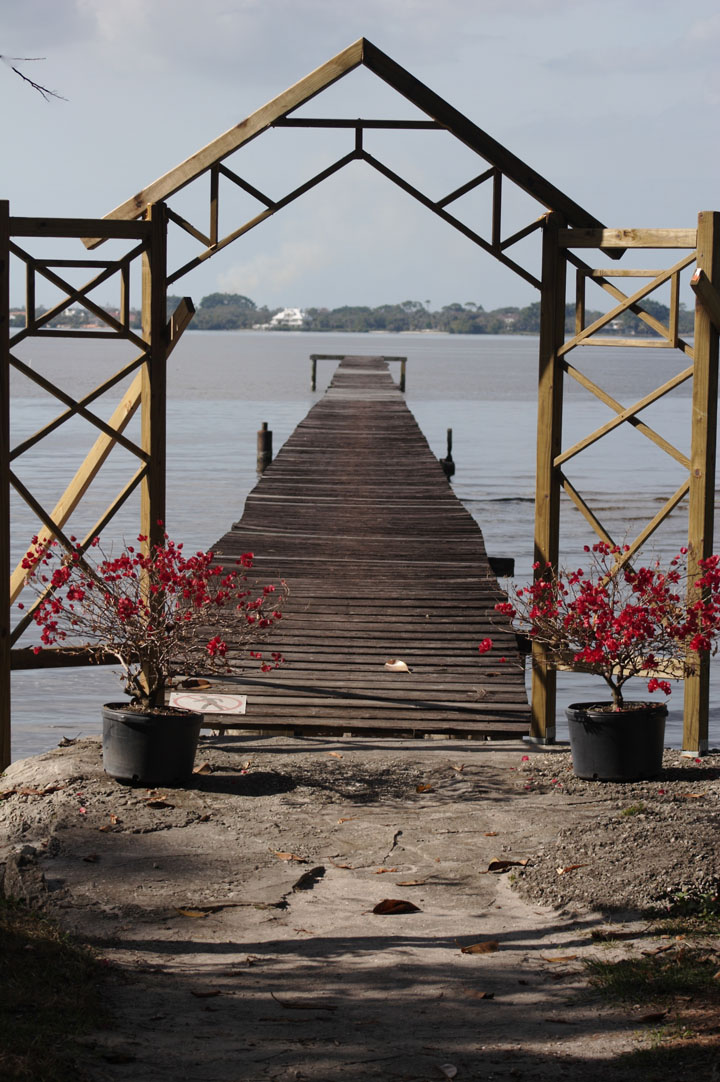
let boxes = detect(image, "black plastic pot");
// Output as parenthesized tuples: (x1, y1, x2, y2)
(102, 703, 203, 785)
(566, 701, 667, 782)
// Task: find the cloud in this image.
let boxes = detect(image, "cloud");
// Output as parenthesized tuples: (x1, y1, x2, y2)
(687, 13, 720, 43)
(217, 238, 332, 300)
(36, 0, 587, 87)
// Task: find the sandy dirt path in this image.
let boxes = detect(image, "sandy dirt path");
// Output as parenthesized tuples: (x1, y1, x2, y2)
(2, 734, 717, 1081)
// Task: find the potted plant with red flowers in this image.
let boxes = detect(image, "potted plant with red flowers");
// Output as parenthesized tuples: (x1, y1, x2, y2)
(20, 532, 286, 785)
(492, 542, 720, 780)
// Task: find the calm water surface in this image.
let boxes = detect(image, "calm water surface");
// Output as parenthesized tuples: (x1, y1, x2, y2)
(9, 331, 717, 758)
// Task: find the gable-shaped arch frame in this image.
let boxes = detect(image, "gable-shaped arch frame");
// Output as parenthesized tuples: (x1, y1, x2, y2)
(2, 38, 718, 767)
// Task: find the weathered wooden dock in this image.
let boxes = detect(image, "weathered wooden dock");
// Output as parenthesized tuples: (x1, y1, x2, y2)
(209, 357, 530, 739)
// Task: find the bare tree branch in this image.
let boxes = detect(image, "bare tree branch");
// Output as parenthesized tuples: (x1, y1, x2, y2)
(1, 54, 66, 102)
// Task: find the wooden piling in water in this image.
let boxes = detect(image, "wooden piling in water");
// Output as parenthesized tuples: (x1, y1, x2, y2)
(256, 421, 273, 472)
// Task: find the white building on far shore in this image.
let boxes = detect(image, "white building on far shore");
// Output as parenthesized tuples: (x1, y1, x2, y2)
(255, 307, 308, 330)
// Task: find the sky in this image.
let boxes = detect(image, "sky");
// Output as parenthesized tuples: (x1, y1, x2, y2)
(3, 0, 720, 312)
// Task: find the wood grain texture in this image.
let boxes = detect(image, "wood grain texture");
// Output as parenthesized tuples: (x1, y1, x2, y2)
(205, 356, 530, 740)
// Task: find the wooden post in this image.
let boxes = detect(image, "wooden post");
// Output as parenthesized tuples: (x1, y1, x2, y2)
(683, 211, 720, 754)
(257, 421, 273, 472)
(439, 427, 455, 478)
(140, 203, 168, 555)
(311, 356, 317, 391)
(530, 214, 567, 743)
(0, 202, 10, 769)
(399, 358, 406, 393)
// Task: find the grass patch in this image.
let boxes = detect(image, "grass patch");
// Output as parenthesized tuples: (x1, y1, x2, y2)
(587, 943, 720, 1080)
(619, 802, 646, 817)
(654, 886, 720, 922)
(0, 897, 110, 1081)
(586, 948, 720, 1002)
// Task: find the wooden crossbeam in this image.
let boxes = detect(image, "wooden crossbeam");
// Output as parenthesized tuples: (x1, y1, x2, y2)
(167, 151, 357, 285)
(436, 168, 495, 209)
(562, 361, 691, 469)
(166, 206, 212, 248)
(86, 40, 365, 246)
(614, 481, 691, 572)
(9, 465, 147, 645)
(31, 259, 147, 346)
(555, 365, 694, 469)
(690, 267, 720, 333)
(559, 474, 616, 548)
(560, 228, 698, 249)
(360, 149, 541, 289)
(567, 253, 695, 358)
(559, 252, 697, 356)
(217, 163, 275, 208)
(274, 117, 443, 129)
(9, 240, 147, 351)
(500, 216, 544, 252)
(88, 37, 612, 281)
(8, 352, 148, 462)
(11, 217, 151, 241)
(9, 298, 194, 607)
(10, 354, 146, 461)
(361, 39, 610, 235)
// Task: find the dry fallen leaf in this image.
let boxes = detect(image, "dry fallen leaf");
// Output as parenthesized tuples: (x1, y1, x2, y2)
(270, 992, 338, 1011)
(449, 763, 465, 773)
(175, 908, 211, 919)
(463, 989, 495, 1000)
(678, 792, 704, 799)
(372, 899, 421, 915)
(82, 853, 99, 864)
(327, 751, 343, 759)
(460, 940, 500, 955)
(190, 988, 223, 998)
(416, 783, 435, 793)
(543, 954, 579, 963)
(384, 658, 411, 672)
(636, 1009, 668, 1023)
(337, 817, 358, 824)
(487, 858, 529, 873)
(374, 867, 398, 874)
(273, 851, 307, 863)
(109, 813, 121, 825)
(556, 863, 588, 875)
(484, 831, 498, 837)
(330, 860, 355, 869)
(292, 867, 326, 891)
(193, 761, 214, 775)
(395, 878, 427, 886)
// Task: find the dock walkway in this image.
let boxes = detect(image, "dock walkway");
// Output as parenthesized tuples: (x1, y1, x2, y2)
(210, 357, 530, 739)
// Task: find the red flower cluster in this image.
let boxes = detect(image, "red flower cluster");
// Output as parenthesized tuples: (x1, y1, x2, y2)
(22, 533, 287, 709)
(491, 542, 720, 709)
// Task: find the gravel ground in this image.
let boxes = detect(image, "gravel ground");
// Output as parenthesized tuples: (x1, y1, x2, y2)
(510, 749, 720, 916)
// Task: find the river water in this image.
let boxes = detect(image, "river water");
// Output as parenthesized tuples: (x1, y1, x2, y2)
(8, 330, 718, 759)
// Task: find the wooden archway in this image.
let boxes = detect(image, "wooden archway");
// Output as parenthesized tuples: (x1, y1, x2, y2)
(2, 38, 718, 766)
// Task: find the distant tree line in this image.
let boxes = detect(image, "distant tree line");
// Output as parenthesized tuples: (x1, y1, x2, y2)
(178, 294, 695, 336)
(12, 294, 695, 337)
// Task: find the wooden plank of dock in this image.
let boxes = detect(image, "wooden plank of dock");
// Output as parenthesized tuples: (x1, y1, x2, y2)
(208, 356, 530, 739)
